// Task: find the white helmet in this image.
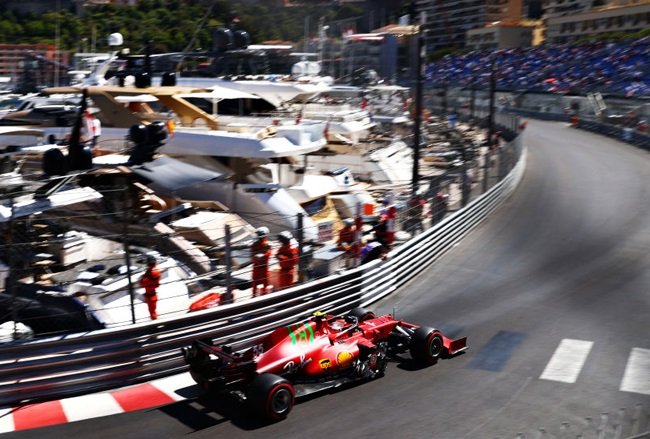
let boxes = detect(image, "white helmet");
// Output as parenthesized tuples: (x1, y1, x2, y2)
(278, 230, 293, 242)
(344, 218, 354, 227)
(256, 226, 270, 238)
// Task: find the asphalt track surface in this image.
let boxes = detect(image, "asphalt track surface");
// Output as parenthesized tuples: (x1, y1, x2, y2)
(5, 120, 650, 438)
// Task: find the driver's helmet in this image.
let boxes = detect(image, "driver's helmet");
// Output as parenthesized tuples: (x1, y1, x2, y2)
(343, 218, 354, 227)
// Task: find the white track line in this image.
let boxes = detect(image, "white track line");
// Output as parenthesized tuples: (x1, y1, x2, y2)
(540, 339, 593, 383)
(620, 347, 650, 395)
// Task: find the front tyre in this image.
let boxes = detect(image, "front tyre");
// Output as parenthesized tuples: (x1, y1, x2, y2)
(409, 326, 444, 364)
(246, 373, 295, 421)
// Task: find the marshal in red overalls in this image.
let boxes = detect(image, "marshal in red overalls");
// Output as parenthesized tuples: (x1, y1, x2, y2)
(140, 257, 161, 320)
(276, 231, 298, 290)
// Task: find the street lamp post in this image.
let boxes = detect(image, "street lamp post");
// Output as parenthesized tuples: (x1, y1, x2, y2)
(411, 11, 425, 197)
(483, 55, 497, 193)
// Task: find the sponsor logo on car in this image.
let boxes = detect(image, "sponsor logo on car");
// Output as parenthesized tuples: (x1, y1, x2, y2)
(337, 351, 354, 368)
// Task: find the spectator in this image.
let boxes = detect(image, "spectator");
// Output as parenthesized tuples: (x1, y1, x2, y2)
(337, 218, 359, 267)
(404, 193, 426, 235)
(373, 214, 390, 248)
(425, 38, 650, 96)
(360, 240, 387, 265)
(92, 116, 102, 149)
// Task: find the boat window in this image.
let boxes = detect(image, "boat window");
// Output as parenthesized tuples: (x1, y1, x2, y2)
(301, 196, 327, 216)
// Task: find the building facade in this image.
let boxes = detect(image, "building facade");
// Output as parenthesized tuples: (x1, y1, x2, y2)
(544, 0, 650, 43)
(416, 0, 526, 52)
(465, 23, 535, 50)
(0, 43, 69, 92)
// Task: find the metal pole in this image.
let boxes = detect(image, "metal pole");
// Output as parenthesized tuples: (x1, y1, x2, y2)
(470, 76, 476, 119)
(411, 11, 424, 196)
(487, 56, 496, 147)
(122, 186, 136, 324)
(223, 224, 233, 304)
(297, 213, 305, 282)
(303, 16, 310, 53)
(483, 56, 496, 193)
(7, 195, 17, 339)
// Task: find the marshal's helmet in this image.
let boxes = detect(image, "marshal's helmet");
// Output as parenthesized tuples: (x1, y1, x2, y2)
(278, 230, 293, 243)
(256, 226, 270, 238)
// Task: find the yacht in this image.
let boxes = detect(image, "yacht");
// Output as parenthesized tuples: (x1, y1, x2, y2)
(37, 85, 380, 241)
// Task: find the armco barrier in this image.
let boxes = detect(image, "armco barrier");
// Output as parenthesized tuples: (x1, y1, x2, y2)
(0, 136, 526, 408)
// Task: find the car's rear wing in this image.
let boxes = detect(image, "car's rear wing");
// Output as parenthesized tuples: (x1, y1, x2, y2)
(194, 339, 238, 360)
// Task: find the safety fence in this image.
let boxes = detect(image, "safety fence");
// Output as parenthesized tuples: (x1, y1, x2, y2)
(0, 130, 526, 407)
(0, 114, 515, 336)
(424, 87, 650, 151)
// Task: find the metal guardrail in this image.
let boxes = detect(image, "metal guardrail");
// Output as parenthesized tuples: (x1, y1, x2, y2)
(0, 135, 526, 408)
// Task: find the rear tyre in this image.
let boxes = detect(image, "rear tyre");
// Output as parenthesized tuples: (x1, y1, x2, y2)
(246, 373, 295, 421)
(409, 326, 443, 364)
(348, 307, 375, 322)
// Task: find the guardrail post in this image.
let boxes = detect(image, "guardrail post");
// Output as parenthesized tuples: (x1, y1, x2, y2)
(297, 213, 305, 282)
(122, 187, 136, 324)
(7, 195, 17, 340)
(222, 224, 233, 304)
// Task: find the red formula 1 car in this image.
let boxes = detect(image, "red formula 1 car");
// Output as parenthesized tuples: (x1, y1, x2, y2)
(182, 308, 467, 421)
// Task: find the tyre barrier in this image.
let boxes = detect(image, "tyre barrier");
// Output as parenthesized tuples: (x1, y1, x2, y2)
(0, 137, 526, 408)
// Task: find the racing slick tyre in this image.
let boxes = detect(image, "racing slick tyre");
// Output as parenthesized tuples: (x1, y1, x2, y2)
(246, 373, 295, 421)
(348, 307, 375, 322)
(409, 326, 444, 365)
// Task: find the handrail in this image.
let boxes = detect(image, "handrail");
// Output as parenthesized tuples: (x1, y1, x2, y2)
(0, 134, 526, 408)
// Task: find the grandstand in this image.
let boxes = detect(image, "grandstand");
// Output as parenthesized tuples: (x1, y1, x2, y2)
(425, 37, 650, 96)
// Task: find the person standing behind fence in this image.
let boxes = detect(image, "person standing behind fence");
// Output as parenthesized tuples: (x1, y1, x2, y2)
(405, 193, 425, 235)
(251, 226, 272, 296)
(337, 218, 359, 267)
(276, 230, 298, 290)
(140, 255, 161, 320)
(92, 115, 102, 149)
(373, 213, 390, 249)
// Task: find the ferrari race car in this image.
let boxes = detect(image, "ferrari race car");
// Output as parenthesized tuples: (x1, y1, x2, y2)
(182, 308, 467, 421)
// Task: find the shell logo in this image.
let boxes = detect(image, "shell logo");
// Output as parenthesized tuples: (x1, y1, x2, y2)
(337, 351, 354, 368)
